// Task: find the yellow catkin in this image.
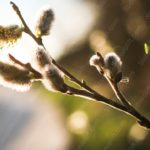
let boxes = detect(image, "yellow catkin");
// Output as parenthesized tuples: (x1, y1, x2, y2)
(0, 25, 23, 48)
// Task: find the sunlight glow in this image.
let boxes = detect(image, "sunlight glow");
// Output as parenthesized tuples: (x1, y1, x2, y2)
(67, 110, 89, 135)
(0, 0, 97, 61)
(129, 124, 148, 142)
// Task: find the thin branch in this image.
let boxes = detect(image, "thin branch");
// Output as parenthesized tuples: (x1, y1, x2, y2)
(10, 1, 43, 45)
(9, 54, 42, 79)
(10, 1, 150, 129)
(105, 76, 131, 107)
(67, 86, 150, 128)
(51, 59, 98, 94)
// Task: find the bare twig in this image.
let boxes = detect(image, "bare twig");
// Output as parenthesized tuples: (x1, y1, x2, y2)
(10, 1, 150, 129)
(68, 86, 150, 128)
(10, 1, 43, 45)
(9, 54, 42, 79)
(105, 76, 131, 107)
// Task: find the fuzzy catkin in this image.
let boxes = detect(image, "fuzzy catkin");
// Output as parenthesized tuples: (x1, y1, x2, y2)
(35, 46, 67, 92)
(42, 65, 67, 93)
(0, 61, 32, 91)
(0, 25, 23, 48)
(35, 46, 51, 69)
(89, 54, 103, 67)
(35, 7, 54, 37)
(104, 52, 122, 80)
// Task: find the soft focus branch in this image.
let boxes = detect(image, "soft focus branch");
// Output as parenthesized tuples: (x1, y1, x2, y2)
(9, 1, 150, 129)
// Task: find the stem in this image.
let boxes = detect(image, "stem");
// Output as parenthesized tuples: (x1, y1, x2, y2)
(106, 76, 131, 107)
(10, 1, 150, 129)
(67, 86, 150, 128)
(66, 83, 150, 129)
(10, 1, 43, 45)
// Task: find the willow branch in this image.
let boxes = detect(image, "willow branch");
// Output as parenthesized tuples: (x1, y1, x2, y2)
(67, 86, 150, 128)
(105, 76, 131, 107)
(10, 1, 43, 45)
(10, 1, 150, 129)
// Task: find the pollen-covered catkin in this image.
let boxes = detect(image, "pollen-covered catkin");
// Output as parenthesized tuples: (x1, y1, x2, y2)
(35, 6, 54, 37)
(0, 25, 23, 48)
(42, 64, 67, 93)
(0, 61, 32, 91)
(104, 52, 122, 80)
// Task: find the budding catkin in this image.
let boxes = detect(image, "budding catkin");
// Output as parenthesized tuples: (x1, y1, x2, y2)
(35, 46, 67, 92)
(42, 64, 67, 93)
(89, 54, 103, 67)
(0, 61, 32, 91)
(0, 25, 23, 48)
(104, 52, 122, 80)
(35, 46, 51, 69)
(35, 6, 54, 37)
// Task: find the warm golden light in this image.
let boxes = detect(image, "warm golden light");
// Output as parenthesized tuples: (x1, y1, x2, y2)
(67, 110, 89, 135)
(129, 124, 148, 142)
(89, 30, 112, 55)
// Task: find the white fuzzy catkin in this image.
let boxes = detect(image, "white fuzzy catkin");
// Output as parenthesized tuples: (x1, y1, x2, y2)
(35, 46, 52, 69)
(42, 64, 67, 92)
(0, 61, 32, 91)
(35, 6, 54, 37)
(104, 52, 122, 80)
(34, 46, 67, 92)
(89, 54, 102, 67)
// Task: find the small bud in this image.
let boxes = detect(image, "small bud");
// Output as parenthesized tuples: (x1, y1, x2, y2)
(35, 6, 54, 37)
(0, 25, 23, 48)
(0, 61, 32, 91)
(89, 54, 104, 67)
(104, 52, 122, 81)
(35, 46, 51, 69)
(42, 64, 67, 93)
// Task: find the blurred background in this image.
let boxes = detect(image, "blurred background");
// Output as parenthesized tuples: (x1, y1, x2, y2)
(0, 0, 150, 150)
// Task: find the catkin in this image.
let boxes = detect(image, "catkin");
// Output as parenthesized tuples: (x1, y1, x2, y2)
(35, 46, 51, 69)
(0, 61, 32, 91)
(34, 46, 67, 92)
(35, 7, 54, 37)
(0, 25, 23, 48)
(104, 52, 122, 80)
(42, 65, 67, 93)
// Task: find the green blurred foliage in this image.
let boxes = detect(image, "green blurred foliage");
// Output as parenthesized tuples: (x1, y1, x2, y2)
(144, 43, 150, 54)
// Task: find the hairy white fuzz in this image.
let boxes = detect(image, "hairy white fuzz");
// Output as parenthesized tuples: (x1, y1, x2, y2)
(35, 6, 54, 37)
(42, 64, 67, 92)
(89, 54, 102, 67)
(104, 52, 122, 80)
(34, 46, 52, 69)
(0, 61, 32, 91)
